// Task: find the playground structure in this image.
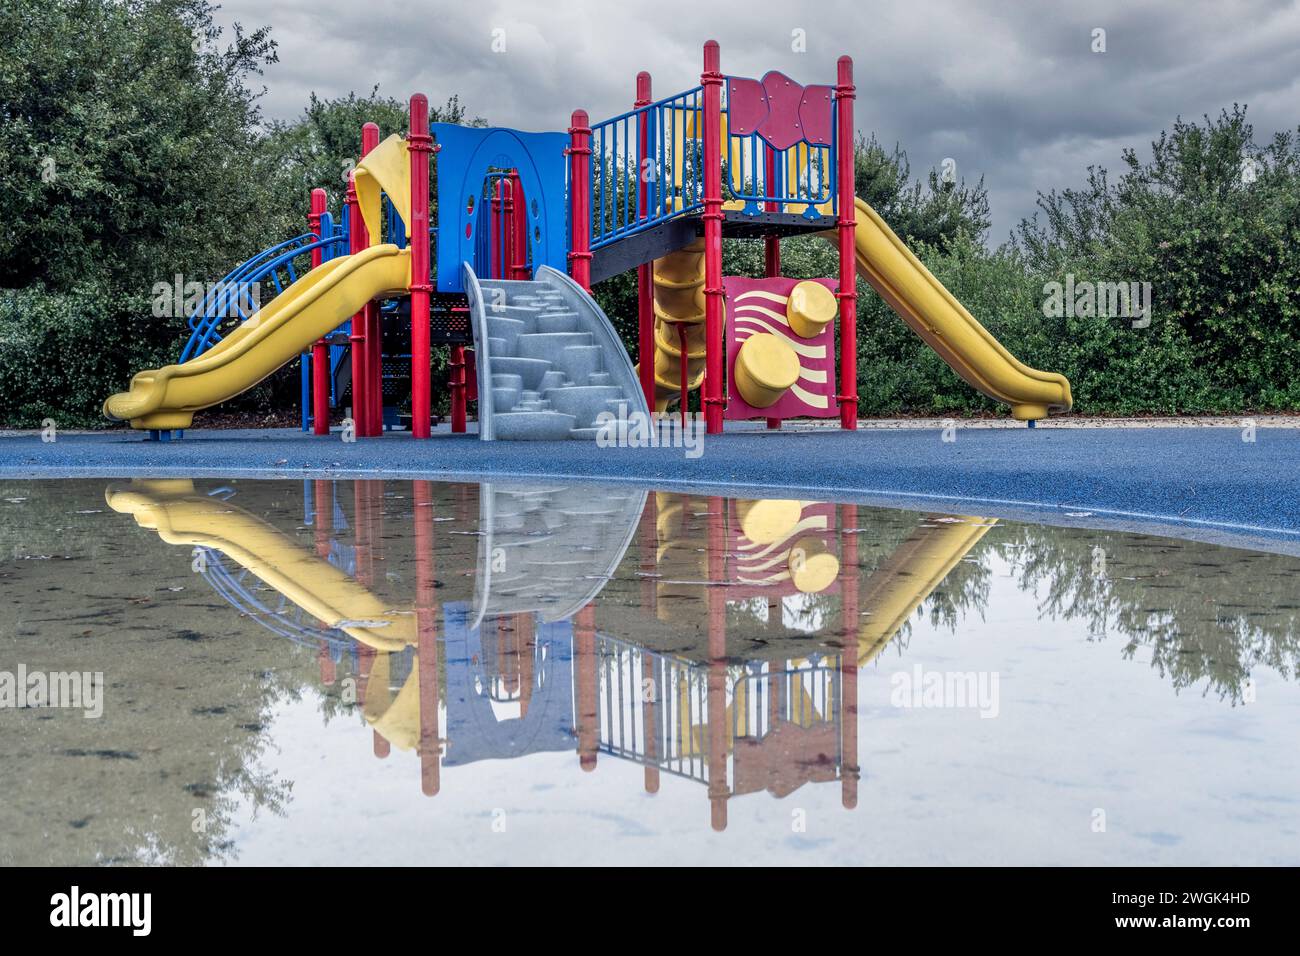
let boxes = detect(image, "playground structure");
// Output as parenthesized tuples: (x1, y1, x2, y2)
(106, 476, 995, 830)
(103, 41, 1072, 441)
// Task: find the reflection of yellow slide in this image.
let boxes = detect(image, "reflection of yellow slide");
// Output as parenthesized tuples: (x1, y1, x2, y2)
(105, 479, 414, 651)
(103, 246, 411, 431)
(845, 198, 1071, 420)
(857, 515, 994, 666)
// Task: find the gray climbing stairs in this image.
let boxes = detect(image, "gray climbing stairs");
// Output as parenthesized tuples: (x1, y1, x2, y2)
(470, 482, 647, 629)
(463, 264, 650, 440)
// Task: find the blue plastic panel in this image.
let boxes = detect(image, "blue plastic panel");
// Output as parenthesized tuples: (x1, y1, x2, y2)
(431, 124, 568, 293)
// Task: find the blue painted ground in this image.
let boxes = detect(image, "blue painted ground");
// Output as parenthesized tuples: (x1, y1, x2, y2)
(2, 424, 1297, 553)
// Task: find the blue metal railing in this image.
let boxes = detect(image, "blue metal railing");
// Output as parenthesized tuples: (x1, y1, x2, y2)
(588, 86, 705, 250)
(586, 79, 839, 250)
(180, 228, 347, 362)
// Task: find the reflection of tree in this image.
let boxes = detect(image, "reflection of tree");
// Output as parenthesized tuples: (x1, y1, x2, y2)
(997, 525, 1300, 703)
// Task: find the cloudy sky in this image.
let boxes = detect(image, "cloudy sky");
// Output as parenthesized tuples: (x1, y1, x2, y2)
(212, 0, 1300, 241)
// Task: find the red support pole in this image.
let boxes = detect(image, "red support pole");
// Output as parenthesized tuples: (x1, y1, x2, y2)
(567, 110, 592, 291)
(450, 344, 467, 433)
(635, 72, 656, 409)
(309, 188, 331, 435)
(764, 145, 782, 431)
(508, 170, 528, 279)
(346, 169, 369, 435)
(491, 178, 503, 280)
(835, 56, 859, 430)
(360, 123, 382, 438)
(701, 41, 725, 436)
(501, 177, 516, 281)
(409, 94, 433, 440)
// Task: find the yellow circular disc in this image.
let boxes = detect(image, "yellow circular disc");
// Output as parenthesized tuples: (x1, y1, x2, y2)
(737, 498, 802, 544)
(788, 536, 840, 593)
(787, 280, 837, 339)
(734, 333, 799, 408)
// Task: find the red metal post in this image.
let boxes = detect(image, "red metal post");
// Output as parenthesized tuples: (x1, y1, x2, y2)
(409, 95, 433, 439)
(701, 41, 725, 435)
(346, 168, 369, 435)
(835, 56, 858, 430)
(360, 123, 382, 438)
(309, 188, 331, 435)
(450, 344, 467, 433)
(764, 147, 782, 431)
(491, 178, 503, 280)
(635, 72, 656, 408)
(508, 170, 528, 279)
(567, 110, 592, 291)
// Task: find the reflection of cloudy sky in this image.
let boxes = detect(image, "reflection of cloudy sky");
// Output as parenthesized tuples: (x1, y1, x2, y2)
(213, 0, 1300, 240)
(224, 552, 1300, 865)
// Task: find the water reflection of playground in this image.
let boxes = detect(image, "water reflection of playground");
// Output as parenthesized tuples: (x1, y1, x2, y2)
(106, 478, 993, 831)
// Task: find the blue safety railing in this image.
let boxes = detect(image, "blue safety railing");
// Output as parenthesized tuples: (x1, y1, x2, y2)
(586, 79, 839, 250)
(180, 226, 347, 362)
(723, 125, 836, 218)
(588, 86, 705, 250)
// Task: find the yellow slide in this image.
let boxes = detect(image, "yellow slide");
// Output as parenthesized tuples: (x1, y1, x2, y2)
(103, 245, 411, 431)
(845, 197, 1071, 420)
(105, 479, 415, 651)
(637, 238, 708, 412)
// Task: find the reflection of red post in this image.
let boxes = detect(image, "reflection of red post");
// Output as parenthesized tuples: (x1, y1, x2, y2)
(635, 72, 656, 407)
(315, 478, 336, 685)
(353, 481, 370, 586)
(414, 479, 441, 795)
(346, 167, 369, 435)
(309, 188, 331, 435)
(313, 479, 333, 559)
(567, 110, 592, 291)
(706, 494, 728, 830)
(409, 94, 433, 440)
(839, 503, 860, 809)
(318, 643, 336, 686)
(517, 612, 535, 718)
(642, 652, 661, 795)
(835, 57, 858, 430)
(575, 604, 598, 771)
(638, 493, 658, 613)
(764, 147, 781, 431)
(361, 123, 383, 438)
(701, 41, 725, 436)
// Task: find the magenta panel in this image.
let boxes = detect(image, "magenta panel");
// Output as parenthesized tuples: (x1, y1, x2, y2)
(727, 77, 768, 137)
(757, 71, 806, 151)
(723, 276, 840, 421)
(798, 85, 835, 146)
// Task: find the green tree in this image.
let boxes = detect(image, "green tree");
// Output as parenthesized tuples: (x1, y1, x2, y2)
(0, 0, 284, 425)
(1017, 107, 1300, 412)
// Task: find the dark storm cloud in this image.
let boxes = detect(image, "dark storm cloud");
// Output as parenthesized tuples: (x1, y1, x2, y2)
(214, 0, 1300, 239)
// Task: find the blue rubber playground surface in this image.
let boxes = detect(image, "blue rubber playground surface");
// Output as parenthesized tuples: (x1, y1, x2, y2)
(2, 423, 1297, 554)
